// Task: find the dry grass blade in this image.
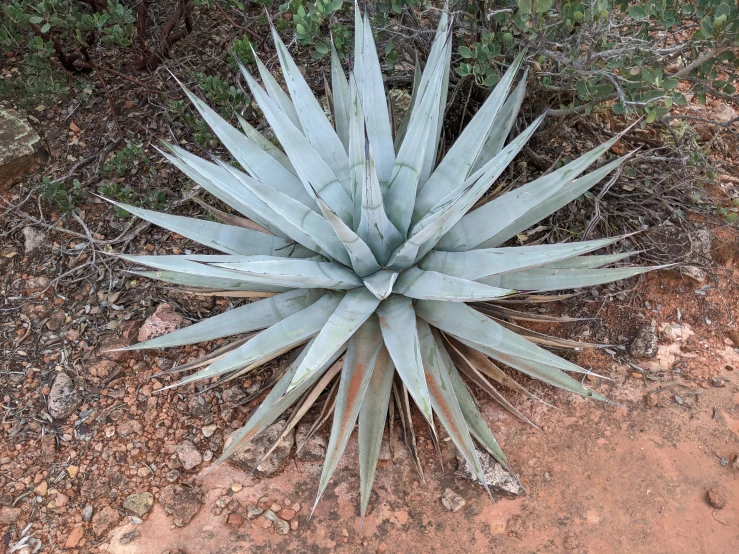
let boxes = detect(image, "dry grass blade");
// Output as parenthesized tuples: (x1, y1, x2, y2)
(295, 375, 341, 457)
(393, 381, 425, 482)
(253, 360, 342, 471)
(471, 303, 589, 323)
(152, 335, 253, 377)
(491, 318, 602, 349)
(442, 335, 540, 401)
(173, 288, 280, 298)
(488, 293, 582, 304)
(193, 197, 272, 234)
(453, 355, 540, 429)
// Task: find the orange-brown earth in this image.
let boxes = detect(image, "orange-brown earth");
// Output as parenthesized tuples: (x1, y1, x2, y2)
(58, 231, 739, 553)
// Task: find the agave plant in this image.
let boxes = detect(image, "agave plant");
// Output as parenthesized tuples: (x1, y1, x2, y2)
(111, 8, 652, 517)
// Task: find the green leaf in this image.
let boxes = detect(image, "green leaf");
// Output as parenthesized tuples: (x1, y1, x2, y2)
(331, 41, 351, 151)
(236, 114, 296, 174)
(483, 73, 500, 87)
(314, 42, 329, 54)
(313, 194, 381, 278)
(268, 28, 353, 196)
(132, 269, 287, 293)
(413, 52, 527, 224)
(459, 46, 473, 58)
(362, 270, 398, 301)
(415, 301, 606, 399)
(479, 265, 658, 291)
(287, 288, 381, 392)
(212, 155, 352, 264)
(417, 320, 490, 492)
(440, 147, 631, 251)
(358, 345, 395, 520)
(296, 23, 306, 35)
(252, 56, 301, 128)
(393, 267, 515, 301)
(348, 82, 404, 261)
(472, 73, 528, 172)
(314, 317, 384, 511)
(103, 199, 312, 258)
(662, 78, 679, 90)
(629, 5, 645, 18)
(385, 45, 447, 235)
(518, 0, 532, 14)
(177, 292, 344, 385)
(393, 113, 546, 266)
(208, 255, 364, 289)
(409, 11, 452, 186)
(175, 79, 315, 210)
(700, 16, 714, 37)
(353, 10, 396, 183)
(612, 102, 625, 114)
(376, 296, 432, 422)
(421, 237, 622, 279)
(534, 0, 553, 13)
(240, 66, 353, 223)
(127, 289, 325, 350)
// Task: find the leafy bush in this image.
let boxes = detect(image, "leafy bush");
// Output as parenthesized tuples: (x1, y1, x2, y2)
(0, 0, 135, 102)
(456, 0, 739, 121)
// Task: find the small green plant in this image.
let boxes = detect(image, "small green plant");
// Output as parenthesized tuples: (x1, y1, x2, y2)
(99, 180, 167, 218)
(0, 0, 135, 103)
(102, 144, 150, 178)
(39, 177, 82, 214)
(191, 72, 250, 115)
(456, 31, 503, 87)
(229, 35, 256, 68)
(278, 0, 345, 58)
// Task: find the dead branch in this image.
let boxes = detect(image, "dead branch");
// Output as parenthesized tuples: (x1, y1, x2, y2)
(134, 0, 194, 72)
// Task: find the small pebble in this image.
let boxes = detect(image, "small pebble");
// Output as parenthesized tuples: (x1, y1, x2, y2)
(707, 488, 726, 509)
(273, 518, 290, 535)
(226, 513, 244, 529)
(231, 482, 243, 493)
(246, 505, 263, 520)
(290, 520, 299, 531)
(202, 424, 217, 438)
(81, 505, 93, 522)
(270, 503, 282, 512)
(441, 488, 466, 513)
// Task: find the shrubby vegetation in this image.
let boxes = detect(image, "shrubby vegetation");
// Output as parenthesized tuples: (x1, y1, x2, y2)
(3, 0, 737, 220)
(3, 1, 736, 118)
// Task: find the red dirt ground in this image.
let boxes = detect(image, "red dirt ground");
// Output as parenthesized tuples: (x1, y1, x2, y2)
(93, 230, 739, 554)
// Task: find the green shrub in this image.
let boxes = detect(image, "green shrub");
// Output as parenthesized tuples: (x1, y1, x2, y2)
(0, 0, 135, 103)
(456, 0, 739, 121)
